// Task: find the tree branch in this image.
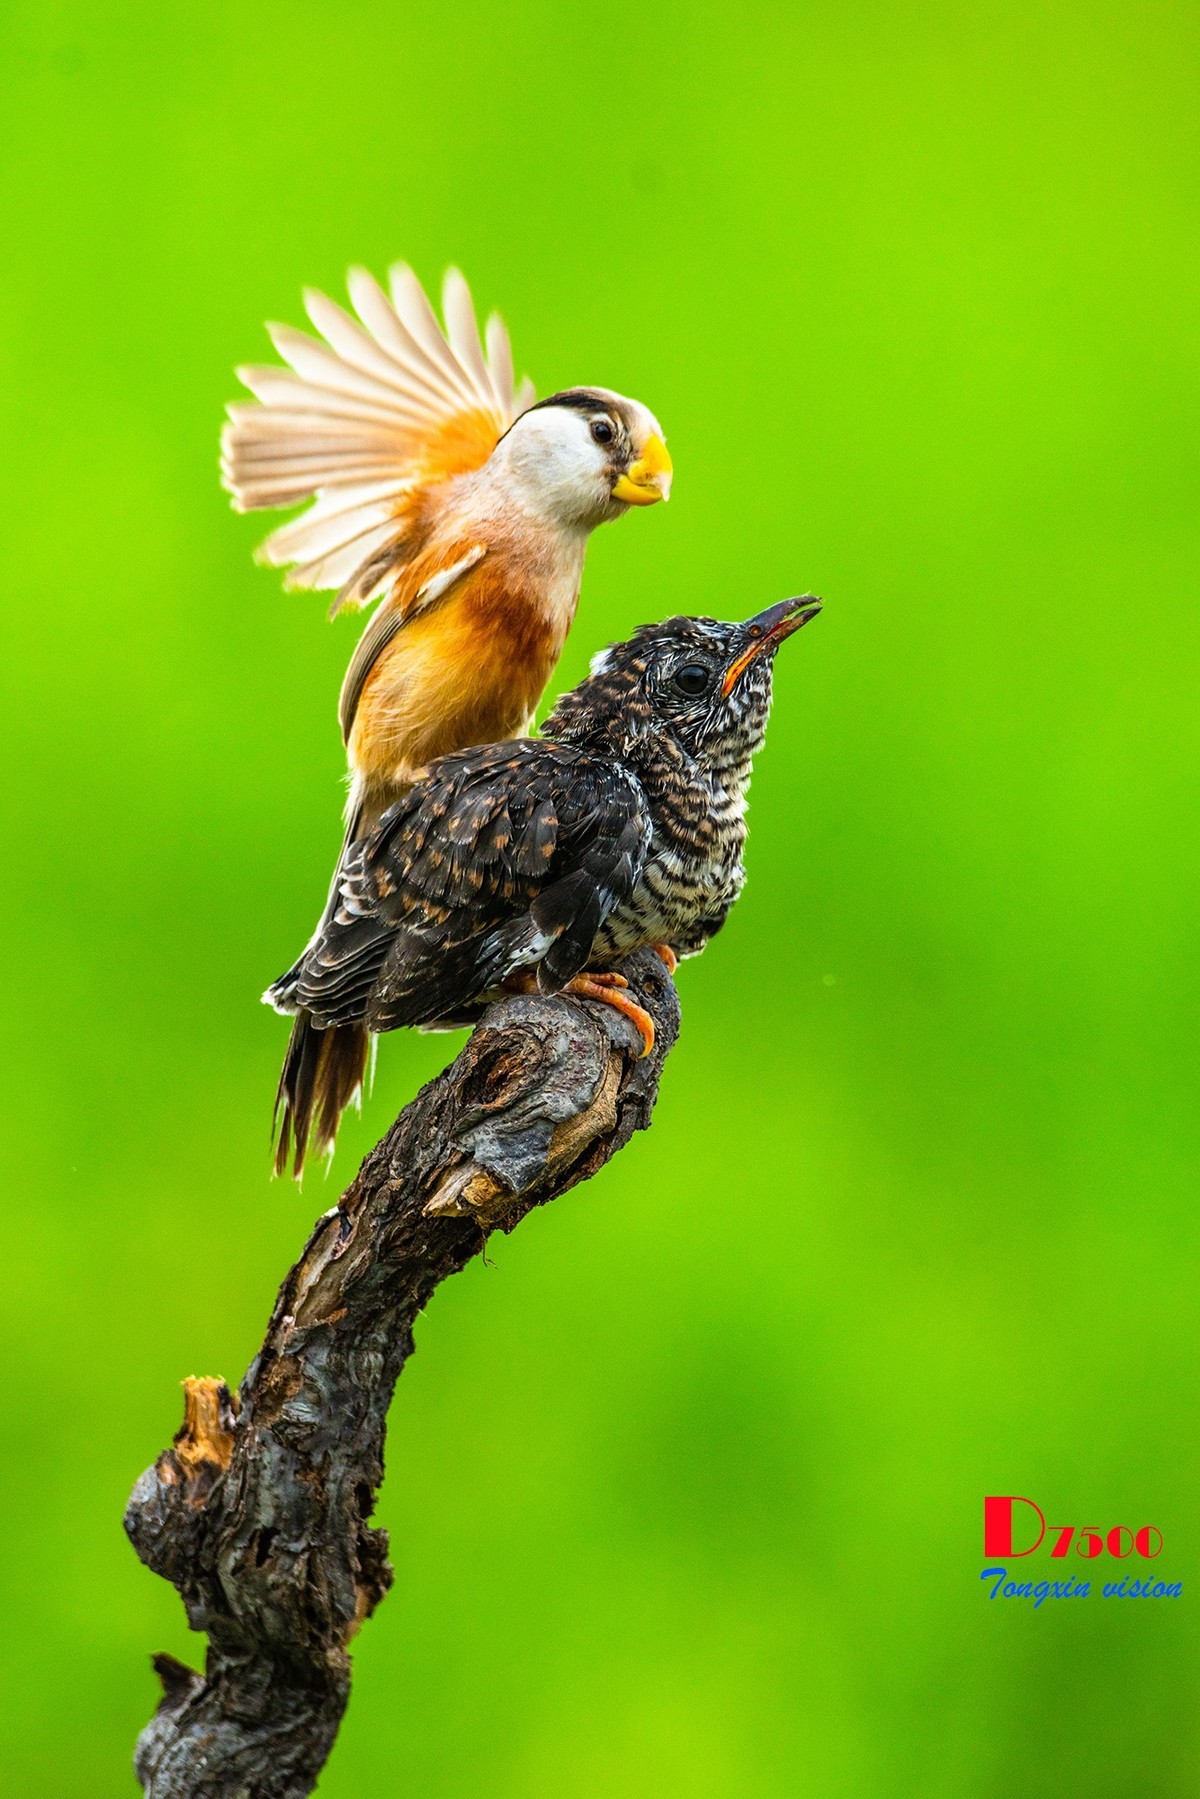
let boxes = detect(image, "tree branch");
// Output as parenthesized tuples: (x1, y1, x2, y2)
(125, 948, 680, 1798)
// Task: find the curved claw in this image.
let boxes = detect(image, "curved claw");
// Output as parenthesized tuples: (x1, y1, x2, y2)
(563, 974, 655, 1058)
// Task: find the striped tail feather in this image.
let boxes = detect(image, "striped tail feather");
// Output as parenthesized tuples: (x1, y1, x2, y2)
(271, 1008, 371, 1179)
(266, 788, 386, 1179)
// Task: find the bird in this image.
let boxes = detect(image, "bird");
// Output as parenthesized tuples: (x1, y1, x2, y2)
(221, 262, 673, 1144)
(266, 595, 822, 1174)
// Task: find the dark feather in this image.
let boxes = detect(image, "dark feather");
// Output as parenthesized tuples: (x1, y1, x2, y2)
(272, 1014, 370, 1178)
(281, 740, 649, 1043)
(265, 602, 816, 1169)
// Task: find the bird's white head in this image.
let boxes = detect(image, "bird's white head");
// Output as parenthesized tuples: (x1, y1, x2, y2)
(491, 387, 672, 530)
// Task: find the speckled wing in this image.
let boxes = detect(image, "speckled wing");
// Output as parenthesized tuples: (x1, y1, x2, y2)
(281, 741, 650, 1032)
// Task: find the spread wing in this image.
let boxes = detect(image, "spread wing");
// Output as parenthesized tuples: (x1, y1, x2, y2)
(284, 742, 649, 1032)
(221, 265, 536, 615)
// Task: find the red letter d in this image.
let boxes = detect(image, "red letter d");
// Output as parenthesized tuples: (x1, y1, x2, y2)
(984, 1495, 1045, 1557)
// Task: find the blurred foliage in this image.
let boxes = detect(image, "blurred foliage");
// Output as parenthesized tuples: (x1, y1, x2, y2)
(2, 1, 1198, 1793)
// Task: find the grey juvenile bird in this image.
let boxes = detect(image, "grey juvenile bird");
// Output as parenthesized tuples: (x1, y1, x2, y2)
(267, 595, 822, 1173)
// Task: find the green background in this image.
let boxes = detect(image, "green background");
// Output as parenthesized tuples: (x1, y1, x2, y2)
(2, 1, 1197, 1792)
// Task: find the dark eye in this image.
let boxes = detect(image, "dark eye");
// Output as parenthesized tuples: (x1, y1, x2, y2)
(590, 417, 615, 446)
(672, 662, 712, 698)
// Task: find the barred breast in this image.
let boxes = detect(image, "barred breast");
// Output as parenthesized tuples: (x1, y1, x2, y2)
(593, 740, 750, 962)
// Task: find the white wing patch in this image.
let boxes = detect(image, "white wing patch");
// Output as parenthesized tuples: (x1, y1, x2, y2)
(414, 545, 488, 609)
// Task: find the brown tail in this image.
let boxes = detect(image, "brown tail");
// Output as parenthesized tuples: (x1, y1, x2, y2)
(273, 1011, 371, 1178)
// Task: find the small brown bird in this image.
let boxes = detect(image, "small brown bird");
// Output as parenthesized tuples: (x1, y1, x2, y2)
(267, 597, 821, 1173)
(223, 264, 672, 1146)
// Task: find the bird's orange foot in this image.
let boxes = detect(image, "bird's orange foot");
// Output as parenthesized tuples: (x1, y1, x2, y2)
(503, 968, 629, 997)
(562, 973, 656, 1058)
(502, 967, 655, 1056)
(651, 943, 679, 974)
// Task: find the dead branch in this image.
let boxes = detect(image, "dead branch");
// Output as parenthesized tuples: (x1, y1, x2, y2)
(125, 948, 680, 1798)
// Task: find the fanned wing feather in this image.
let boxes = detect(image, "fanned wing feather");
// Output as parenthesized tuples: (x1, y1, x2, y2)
(221, 264, 535, 612)
(260, 482, 407, 565)
(387, 264, 481, 407)
(441, 268, 496, 408)
(485, 313, 515, 416)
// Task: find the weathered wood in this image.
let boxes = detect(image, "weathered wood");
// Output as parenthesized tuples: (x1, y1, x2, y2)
(125, 949, 680, 1798)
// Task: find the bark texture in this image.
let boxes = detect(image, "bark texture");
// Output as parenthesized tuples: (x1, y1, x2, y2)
(125, 949, 680, 1798)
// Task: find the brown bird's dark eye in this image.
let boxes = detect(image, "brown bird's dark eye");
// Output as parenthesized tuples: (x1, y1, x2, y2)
(672, 663, 712, 698)
(590, 418, 615, 445)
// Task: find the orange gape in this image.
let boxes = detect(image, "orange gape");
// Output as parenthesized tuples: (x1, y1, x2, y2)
(349, 567, 559, 796)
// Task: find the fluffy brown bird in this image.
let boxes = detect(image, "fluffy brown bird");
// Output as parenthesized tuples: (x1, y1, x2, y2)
(222, 264, 672, 1151)
(267, 597, 821, 1174)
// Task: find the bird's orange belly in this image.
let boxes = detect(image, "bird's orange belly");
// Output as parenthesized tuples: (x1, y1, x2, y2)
(349, 596, 561, 791)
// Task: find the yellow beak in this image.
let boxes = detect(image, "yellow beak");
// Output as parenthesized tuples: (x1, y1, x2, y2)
(612, 433, 673, 506)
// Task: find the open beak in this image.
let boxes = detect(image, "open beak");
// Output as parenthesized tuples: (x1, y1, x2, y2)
(721, 595, 822, 696)
(612, 434, 673, 507)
